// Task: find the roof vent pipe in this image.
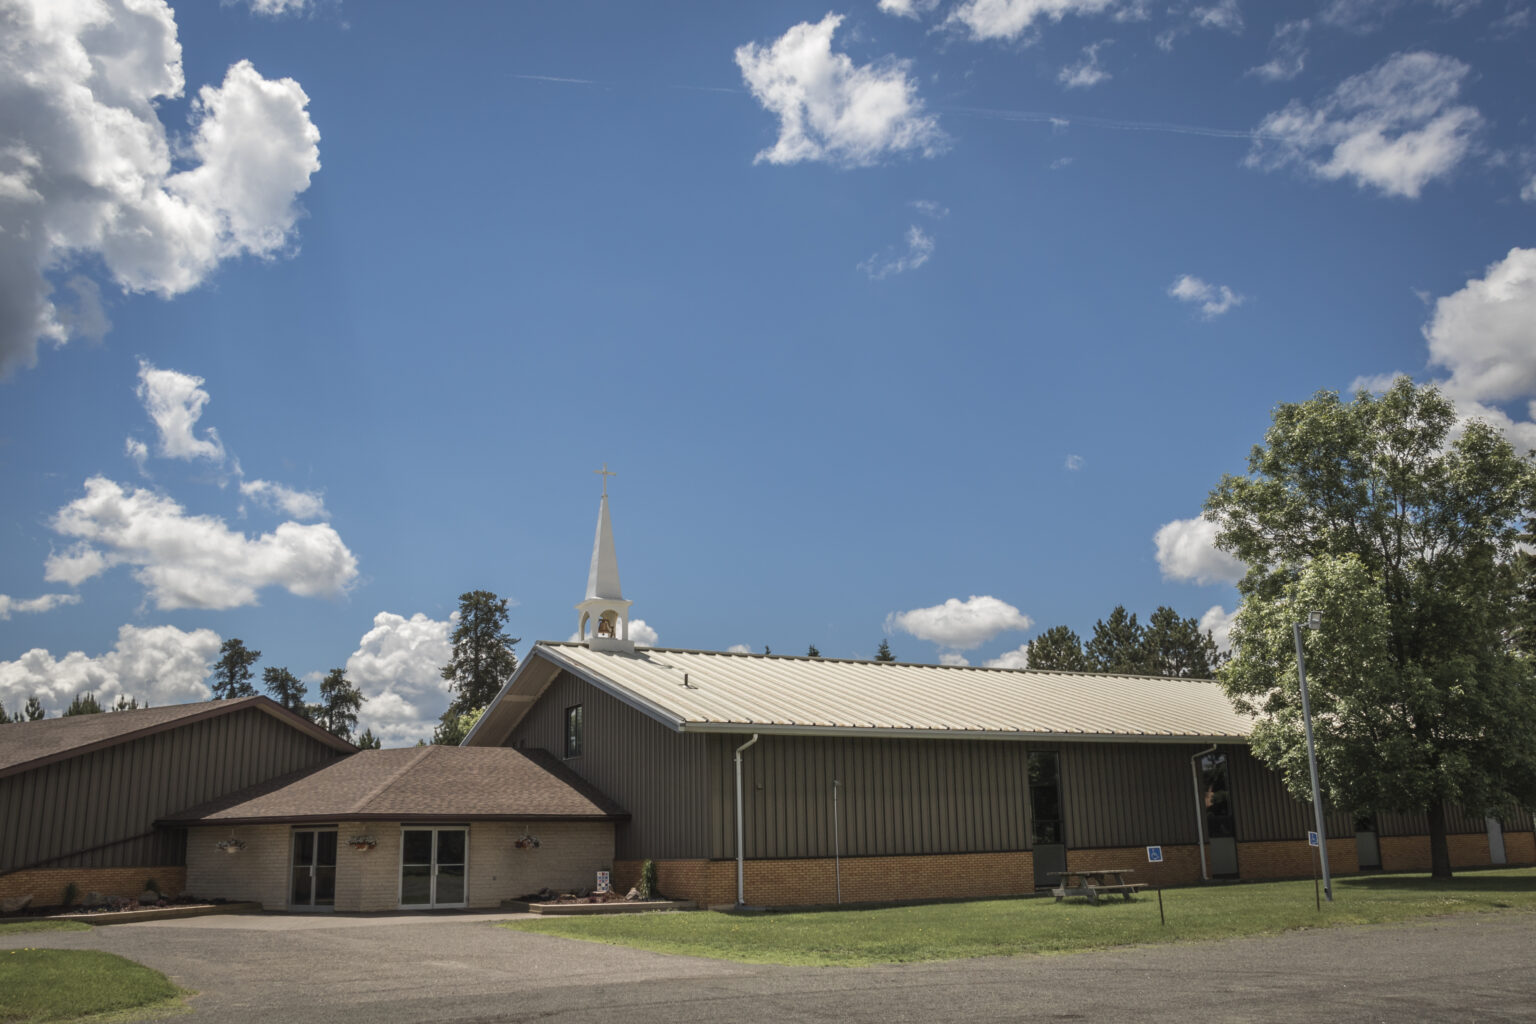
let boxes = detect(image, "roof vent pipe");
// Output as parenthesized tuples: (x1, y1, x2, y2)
(1191, 745, 1219, 882)
(735, 733, 760, 906)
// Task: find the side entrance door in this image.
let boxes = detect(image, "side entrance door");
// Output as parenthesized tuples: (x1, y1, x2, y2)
(400, 827, 468, 908)
(290, 828, 337, 909)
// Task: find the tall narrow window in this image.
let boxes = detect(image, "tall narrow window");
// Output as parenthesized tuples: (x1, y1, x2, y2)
(1028, 751, 1063, 845)
(1200, 751, 1235, 839)
(564, 704, 583, 759)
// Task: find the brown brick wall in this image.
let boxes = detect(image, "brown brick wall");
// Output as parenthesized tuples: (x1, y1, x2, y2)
(1376, 832, 1525, 872)
(1066, 845, 1205, 887)
(1503, 831, 1535, 866)
(616, 851, 1034, 907)
(1236, 838, 1358, 880)
(0, 865, 187, 906)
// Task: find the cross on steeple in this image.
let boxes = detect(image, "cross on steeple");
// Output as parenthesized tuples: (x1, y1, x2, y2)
(595, 463, 616, 497)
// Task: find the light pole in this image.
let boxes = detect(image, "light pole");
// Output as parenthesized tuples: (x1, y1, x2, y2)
(1293, 610, 1332, 902)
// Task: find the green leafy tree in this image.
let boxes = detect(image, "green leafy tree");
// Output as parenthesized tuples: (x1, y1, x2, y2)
(875, 639, 896, 662)
(22, 696, 44, 721)
(1024, 625, 1092, 671)
(110, 695, 140, 711)
(313, 668, 365, 742)
(440, 591, 519, 716)
(432, 706, 485, 746)
(356, 728, 382, 749)
(1085, 606, 1150, 674)
(806, 644, 821, 658)
(262, 666, 309, 716)
(63, 692, 103, 716)
(1209, 379, 1536, 879)
(1142, 606, 1223, 677)
(211, 638, 261, 699)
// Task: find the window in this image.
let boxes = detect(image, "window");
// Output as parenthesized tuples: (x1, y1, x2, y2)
(564, 704, 583, 758)
(1028, 751, 1063, 846)
(1200, 751, 1236, 839)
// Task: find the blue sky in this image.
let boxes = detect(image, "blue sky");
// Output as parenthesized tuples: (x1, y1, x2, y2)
(2, 0, 1533, 744)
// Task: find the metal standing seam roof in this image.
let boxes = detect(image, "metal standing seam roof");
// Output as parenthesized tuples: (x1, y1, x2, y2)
(520, 642, 1254, 743)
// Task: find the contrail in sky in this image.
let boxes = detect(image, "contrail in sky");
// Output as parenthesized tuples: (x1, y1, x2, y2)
(945, 105, 1272, 141)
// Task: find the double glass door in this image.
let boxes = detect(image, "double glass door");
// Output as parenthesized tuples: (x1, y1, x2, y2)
(291, 829, 337, 908)
(400, 828, 467, 908)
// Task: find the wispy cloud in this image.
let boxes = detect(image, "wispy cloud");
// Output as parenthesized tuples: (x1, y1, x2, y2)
(1168, 274, 1245, 318)
(859, 226, 936, 280)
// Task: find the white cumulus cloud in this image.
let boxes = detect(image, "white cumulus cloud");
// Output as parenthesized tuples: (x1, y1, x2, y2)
(735, 13, 946, 168)
(45, 476, 358, 610)
(878, 0, 941, 16)
(948, 0, 1121, 41)
(726, 644, 754, 654)
(1424, 248, 1536, 407)
(135, 362, 226, 462)
(0, 593, 81, 620)
(983, 644, 1031, 669)
(240, 479, 327, 520)
(0, 624, 220, 715)
(1246, 51, 1482, 199)
(1168, 275, 1245, 318)
(0, 0, 320, 376)
(1154, 516, 1246, 585)
(885, 595, 1034, 651)
(859, 225, 935, 279)
(1199, 604, 1237, 654)
(1059, 42, 1112, 89)
(345, 611, 455, 747)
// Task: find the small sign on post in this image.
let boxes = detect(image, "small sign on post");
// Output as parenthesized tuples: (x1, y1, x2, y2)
(1146, 845, 1164, 863)
(595, 870, 611, 894)
(1307, 831, 1319, 848)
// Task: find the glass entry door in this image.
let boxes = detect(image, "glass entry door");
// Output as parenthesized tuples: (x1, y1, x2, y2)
(400, 828, 467, 908)
(290, 829, 337, 909)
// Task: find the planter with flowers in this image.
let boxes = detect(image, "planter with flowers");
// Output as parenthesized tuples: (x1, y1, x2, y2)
(216, 838, 246, 854)
(347, 835, 378, 851)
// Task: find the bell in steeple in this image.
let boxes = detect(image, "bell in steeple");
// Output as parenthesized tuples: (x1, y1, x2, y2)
(576, 465, 635, 653)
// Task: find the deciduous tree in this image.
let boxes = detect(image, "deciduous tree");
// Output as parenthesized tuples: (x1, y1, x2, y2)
(1208, 379, 1536, 878)
(211, 638, 260, 699)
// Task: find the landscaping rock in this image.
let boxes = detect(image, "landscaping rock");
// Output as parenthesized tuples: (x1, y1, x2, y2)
(139, 890, 160, 905)
(625, 887, 640, 901)
(0, 894, 32, 914)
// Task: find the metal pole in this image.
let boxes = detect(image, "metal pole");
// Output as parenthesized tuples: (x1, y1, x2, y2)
(1294, 622, 1332, 902)
(1191, 746, 1217, 881)
(832, 778, 841, 905)
(735, 734, 760, 906)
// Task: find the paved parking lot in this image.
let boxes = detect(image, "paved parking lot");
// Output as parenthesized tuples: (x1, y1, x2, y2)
(7, 909, 1536, 1023)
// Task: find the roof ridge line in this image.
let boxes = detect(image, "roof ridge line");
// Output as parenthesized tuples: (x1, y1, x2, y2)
(352, 745, 434, 814)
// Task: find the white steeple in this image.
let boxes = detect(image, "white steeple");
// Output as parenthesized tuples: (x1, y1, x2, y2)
(576, 465, 634, 652)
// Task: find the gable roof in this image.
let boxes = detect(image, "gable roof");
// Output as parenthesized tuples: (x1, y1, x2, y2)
(466, 642, 1254, 747)
(158, 745, 627, 825)
(0, 696, 356, 779)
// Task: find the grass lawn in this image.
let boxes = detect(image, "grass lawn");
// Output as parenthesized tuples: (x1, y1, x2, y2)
(0, 949, 184, 1023)
(502, 868, 1536, 967)
(0, 922, 89, 937)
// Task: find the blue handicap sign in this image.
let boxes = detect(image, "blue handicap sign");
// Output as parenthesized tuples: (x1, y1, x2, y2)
(1307, 831, 1319, 847)
(1146, 845, 1164, 863)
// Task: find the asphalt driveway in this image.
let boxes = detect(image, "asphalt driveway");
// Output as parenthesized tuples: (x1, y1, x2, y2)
(6, 909, 1536, 1023)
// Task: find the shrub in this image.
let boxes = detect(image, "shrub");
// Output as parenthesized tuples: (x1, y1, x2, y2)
(62, 882, 79, 908)
(144, 878, 160, 896)
(638, 859, 658, 900)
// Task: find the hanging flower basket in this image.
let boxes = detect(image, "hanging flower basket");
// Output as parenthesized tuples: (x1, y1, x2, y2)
(514, 833, 541, 850)
(347, 836, 378, 851)
(216, 838, 246, 854)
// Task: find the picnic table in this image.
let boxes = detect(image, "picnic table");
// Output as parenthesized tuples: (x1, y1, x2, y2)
(1046, 868, 1147, 905)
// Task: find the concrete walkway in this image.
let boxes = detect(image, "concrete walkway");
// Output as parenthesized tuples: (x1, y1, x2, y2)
(7, 909, 1536, 1023)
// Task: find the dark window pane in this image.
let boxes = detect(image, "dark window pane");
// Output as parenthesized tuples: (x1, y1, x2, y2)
(291, 867, 312, 905)
(565, 705, 583, 758)
(402, 830, 433, 864)
(437, 829, 466, 864)
(400, 865, 431, 905)
(436, 865, 465, 904)
(1032, 820, 1061, 845)
(1031, 787, 1061, 822)
(316, 831, 338, 867)
(314, 867, 336, 905)
(1027, 752, 1058, 786)
(292, 830, 314, 865)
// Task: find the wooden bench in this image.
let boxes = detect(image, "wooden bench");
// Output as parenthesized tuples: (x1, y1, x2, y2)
(1046, 869, 1147, 905)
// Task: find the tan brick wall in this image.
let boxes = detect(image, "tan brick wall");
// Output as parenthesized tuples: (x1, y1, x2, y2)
(0, 865, 187, 906)
(1503, 831, 1535, 866)
(616, 851, 1035, 907)
(468, 821, 614, 907)
(185, 825, 291, 909)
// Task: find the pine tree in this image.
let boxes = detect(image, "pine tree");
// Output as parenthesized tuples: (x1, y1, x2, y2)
(313, 668, 364, 742)
(110, 695, 140, 711)
(23, 697, 43, 721)
(806, 644, 821, 658)
(211, 638, 261, 699)
(439, 591, 518, 716)
(1142, 606, 1222, 677)
(1024, 626, 1092, 671)
(356, 728, 382, 749)
(1085, 606, 1149, 674)
(875, 639, 896, 662)
(63, 693, 103, 716)
(262, 666, 309, 716)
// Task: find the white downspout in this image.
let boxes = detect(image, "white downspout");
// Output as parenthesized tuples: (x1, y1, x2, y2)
(1191, 745, 1218, 882)
(735, 733, 760, 906)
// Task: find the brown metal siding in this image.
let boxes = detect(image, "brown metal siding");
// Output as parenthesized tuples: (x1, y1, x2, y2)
(505, 671, 709, 860)
(1227, 745, 1352, 842)
(0, 708, 344, 874)
(707, 734, 1032, 860)
(1059, 741, 1213, 848)
(1377, 803, 1532, 836)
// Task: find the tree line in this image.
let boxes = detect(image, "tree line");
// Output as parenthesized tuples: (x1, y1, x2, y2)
(207, 639, 377, 748)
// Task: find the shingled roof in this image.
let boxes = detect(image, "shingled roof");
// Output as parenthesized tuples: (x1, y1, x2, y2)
(158, 745, 627, 825)
(0, 696, 355, 778)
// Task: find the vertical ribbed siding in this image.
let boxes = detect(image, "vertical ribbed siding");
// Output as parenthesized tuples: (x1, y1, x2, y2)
(1377, 803, 1531, 837)
(505, 671, 708, 860)
(707, 734, 1031, 860)
(1059, 741, 1209, 848)
(1, 709, 344, 874)
(1228, 745, 1353, 842)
